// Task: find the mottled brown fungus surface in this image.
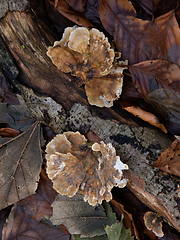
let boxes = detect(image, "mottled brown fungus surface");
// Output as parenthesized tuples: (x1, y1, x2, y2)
(47, 26, 127, 107)
(46, 131, 128, 206)
(143, 211, 164, 237)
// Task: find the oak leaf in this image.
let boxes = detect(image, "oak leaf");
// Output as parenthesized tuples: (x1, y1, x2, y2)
(0, 122, 43, 210)
(152, 139, 180, 177)
(50, 193, 118, 238)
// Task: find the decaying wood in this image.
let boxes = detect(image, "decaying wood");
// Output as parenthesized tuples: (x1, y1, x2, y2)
(0, 8, 180, 233)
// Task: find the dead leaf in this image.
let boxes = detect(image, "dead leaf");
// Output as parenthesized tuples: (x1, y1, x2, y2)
(146, 88, 180, 135)
(0, 206, 12, 240)
(0, 128, 20, 137)
(0, 122, 43, 210)
(99, 7, 180, 65)
(66, 0, 87, 12)
(129, 60, 180, 98)
(50, 193, 118, 238)
(152, 139, 180, 177)
(110, 199, 134, 234)
(135, 0, 156, 15)
(48, 0, 94, 27)
(160, 222, 180, 240)
(122, 105, 167, 133)
(0, 73, 20, 105)
(0, 102, 35, 131)
(2, 204, 70, 240)
(100, 0, 136, 22)
(18, 169, 57, 221)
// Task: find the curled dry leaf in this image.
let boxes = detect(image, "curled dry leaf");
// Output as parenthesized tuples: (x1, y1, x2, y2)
(45, 131, 128, 206)
(0, 128, 20, 137)
(0, 122, 43, 210)
(123, 105, 167, 133)
(143, 211, 164, 238)
(152, 139, 180, 177)
(47, 26, 128, 107)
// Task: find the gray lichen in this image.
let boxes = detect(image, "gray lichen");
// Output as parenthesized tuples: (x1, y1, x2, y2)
(0, 0, 29, 18)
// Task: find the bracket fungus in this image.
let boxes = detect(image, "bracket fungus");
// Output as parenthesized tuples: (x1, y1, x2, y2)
(47, 26, 128, 107)
(45, 131, 128, 206)
(143, 211, 164, 238)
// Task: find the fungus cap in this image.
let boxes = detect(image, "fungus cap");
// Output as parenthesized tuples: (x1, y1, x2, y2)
(143, 211, 164, 237)
(46, 131, 128, 206)
(47, 26, 128, 107)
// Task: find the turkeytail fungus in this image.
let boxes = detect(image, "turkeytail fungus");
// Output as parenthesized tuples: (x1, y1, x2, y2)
(143, 211, 164, 238)
(45, 131, 128, 206)
(47, 26, 128, 107)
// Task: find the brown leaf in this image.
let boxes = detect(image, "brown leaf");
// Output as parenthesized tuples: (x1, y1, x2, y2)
(0, 122, 43, 210)
(135, 0, 156, 15)
(50, 193, 117, 238)
(49, 0, 94, 27)
(129, 60, 180, 97)
(0, 74, 20, 105)
(100, 7, 180, 65)
(2, 204, 70, 240)
(100, 0, 136, 22)
(160, 222, 180, 240)
(18, 169, 57, 221)
(0, 206, 12, 240)
(146, 88, 180, 135)
(0, 102, 35, 131)
(152, 139, 180, 176)
(123, 105, 167, 133)
(0, 128, 20, 137)
(110, 199, 134, 234)
(66, 0, 87, 12)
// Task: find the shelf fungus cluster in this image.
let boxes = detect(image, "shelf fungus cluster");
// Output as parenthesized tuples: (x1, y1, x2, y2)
(45, 131, 128, 206)
(47, 26, 128, 107)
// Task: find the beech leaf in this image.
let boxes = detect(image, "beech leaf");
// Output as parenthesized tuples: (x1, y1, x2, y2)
(0, 122, 43, 210)
(99, 7, 180, 65)
(2, 204, 70, 240)
(50, 193, 118, 238)
(129, 59, 180, 97)
(152, 139, 180, 177)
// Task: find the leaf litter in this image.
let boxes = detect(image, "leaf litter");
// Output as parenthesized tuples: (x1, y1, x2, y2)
(0, 122, 43, 210)
(2, 0, 180, 239)
(2, 204, 70, 240)
(152, 139, 180, 177)
(50, 193, 118, 238)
